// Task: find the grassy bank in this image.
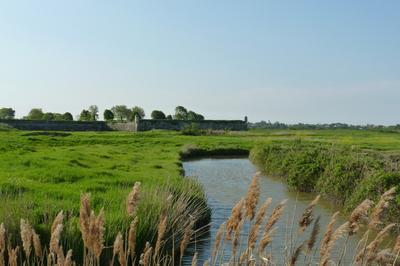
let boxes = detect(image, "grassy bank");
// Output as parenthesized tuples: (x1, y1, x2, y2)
(1, 129, 400, 258)
(250, 140, 400, 224)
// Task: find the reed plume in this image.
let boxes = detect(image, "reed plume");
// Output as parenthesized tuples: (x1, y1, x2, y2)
(348, 199, 373, 235)
(248, 198, 272, 250)
(143, 246, 153, 266)
(226, 198, 244, 240)
(79, 193, 91, 249)
(128, 217, 139, 260)
(244, 174, 260, 221)
(306, 216, 320, 254)
(154, 214, 168, 261)
(290, 242, 304, 266)
(394, 235, 400, 253)
(127, 182, 141, 217)
(32, 228, 42, 258)
(64, 249, 73, 266)
(363, 223, 395, 264)
(113, 232, 126, 266)
(369, 187, 396, 230)
(211, 222, 225, 262)
(7, 245, 19, 266)
(376, 248, 397, 265)
(20, 219, 33, 259)
(263, 199, 287, 233)
(90, 208, 105, 261)
(232, 218, 244, 260)
(319, 211, 339, 265)
(51, 211, 64, 236)
(298, 195, 320, 233)
(50, 223, 63, 255)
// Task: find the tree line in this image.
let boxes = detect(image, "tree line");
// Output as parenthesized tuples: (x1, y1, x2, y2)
(0, 105, 205, 122)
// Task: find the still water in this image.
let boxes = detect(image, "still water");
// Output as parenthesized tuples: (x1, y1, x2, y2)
(182, 157, 361, 265)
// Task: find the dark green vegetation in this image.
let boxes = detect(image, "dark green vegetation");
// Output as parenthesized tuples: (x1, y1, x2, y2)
(0, 129, 400, 253)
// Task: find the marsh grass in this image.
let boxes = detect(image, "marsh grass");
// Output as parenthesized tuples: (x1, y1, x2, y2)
(0, 174, 399, 265)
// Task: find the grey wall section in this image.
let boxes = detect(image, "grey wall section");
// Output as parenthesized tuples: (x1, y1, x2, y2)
(136, 119, 248, 131)
(0, 119, 113, 131)
(0, 119, 247, 131)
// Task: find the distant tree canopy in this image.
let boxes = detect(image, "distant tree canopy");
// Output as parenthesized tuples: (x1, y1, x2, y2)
(62, 112, 73, 121)
(79, 110, 92, 121)
(131, 106, 145, 120)
(174, 106, 188, 120)
(0, 108, 15, 120)
(151, 110, 166, 120)
(111, 105, 131, 121)
(25, 108, 44, 120)
(103, 109, 114, 121)
(174, 106, 204, 121)
(88, 105, 99, 121)
(166, 115, 173, 120)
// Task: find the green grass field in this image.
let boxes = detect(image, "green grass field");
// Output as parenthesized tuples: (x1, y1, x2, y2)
(0, 128, 399, 253)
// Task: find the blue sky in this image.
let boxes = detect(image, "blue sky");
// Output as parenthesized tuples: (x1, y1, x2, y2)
(0, 1, 399, 124)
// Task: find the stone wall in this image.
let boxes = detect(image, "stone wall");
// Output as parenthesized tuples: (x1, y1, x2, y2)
(0, 119, 112, 131)
(136, 119, 248, 131)
(0, 119, 247, 132)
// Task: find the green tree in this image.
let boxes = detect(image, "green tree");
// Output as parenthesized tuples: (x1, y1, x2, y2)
(166, 115, 173, 120)
(151, 110, 166, 120)
(62, 112, 73, 121)
(0, 108, 15, 120)
(111, 105, 131, 121)
(103, 109, 114, 121)
(88, 105, 99, 121)
(79, 110, 92, 121)
(187, 111, 204, 121)
(174, 106, 188, 120)
(25, 108, 44, 120)
(43, 112, 55, 120)
(131, 106, 145, 120)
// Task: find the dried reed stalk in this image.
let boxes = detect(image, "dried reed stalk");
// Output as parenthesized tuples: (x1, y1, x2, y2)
(20, 219, 33, 259)
(128, 217, 139, 261)
(32, 229, 42, 258)
(180, 219, 195, 264)
(348, 199, 373, 235)
(244, 174, 260, 221)
(369, 187, 396, 230)
(226, 198, 244, 240)
(7, 245, 19, 266)
(363, 223, 395, 264)
(298, 195, 320, 233)
(127, 182, 141, 217)
(248, 198, 272, 250)
(154, 214, 168, 261)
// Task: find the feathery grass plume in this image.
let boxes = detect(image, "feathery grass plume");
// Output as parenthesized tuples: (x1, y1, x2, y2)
(50, 224, 63, 254)
(306, 216, 320, 254)
(363, 223, 395, 264)
(320, 221, 349, 266)
(191, 252, 198, 266)
(259, 228, 276, 255)
(20, 218, 33, 259)
(114, 232, 126, 266)
(79, 193, 91, 251)
(64, 249, 73, 266)
(263, 199, 287, 233)
(56, 244, 65, 265)
(319, 211, 339, 264)
(0, 223, 5, 252)
(232, 218, 244, 260)
(244, 174, 260, 221)
(127, 182, 141, 217)
(180, 219, 195, 264)
(248, 198, 272, 250)
(0, 251, 4, 266)
(203, 260, 210, 266)
(143, 246, 153, 266)
(7, 245, 19, 266)
(225, 198, 244, 240)
(128, 217, 139, 260)
(32, 229, 42, 258)
(369, 187, 396, 230)
(298, 195, 320, 233)
(51, 211, 64, 235)
(154, 214, 167, 261)
(348, 199, 373, 235)
(290, 242, 304, 266)
(89, 208, 105, 261)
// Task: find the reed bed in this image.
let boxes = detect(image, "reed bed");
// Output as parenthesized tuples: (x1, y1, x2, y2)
(0, 174, 399, 265)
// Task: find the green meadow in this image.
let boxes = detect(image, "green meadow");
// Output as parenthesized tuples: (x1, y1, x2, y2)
(0, 128, 400, 253)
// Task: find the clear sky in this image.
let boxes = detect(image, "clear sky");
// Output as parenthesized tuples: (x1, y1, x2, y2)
(0, 1, 399, 124)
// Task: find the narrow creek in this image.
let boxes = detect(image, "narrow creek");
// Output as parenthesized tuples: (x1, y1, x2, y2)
(182, 157, 363, 265)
